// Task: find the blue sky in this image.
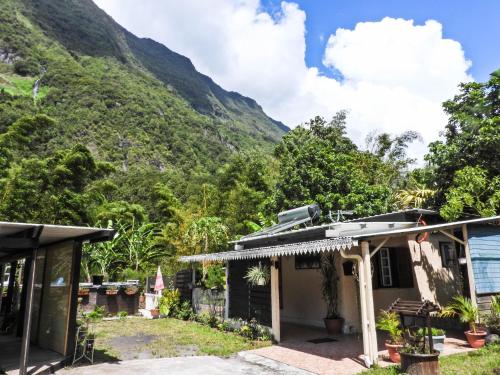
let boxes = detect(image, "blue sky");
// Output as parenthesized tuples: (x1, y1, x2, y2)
(262, 0, 499, 81)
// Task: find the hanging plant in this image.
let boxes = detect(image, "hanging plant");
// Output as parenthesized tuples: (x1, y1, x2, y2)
(244, 262, 270, 286)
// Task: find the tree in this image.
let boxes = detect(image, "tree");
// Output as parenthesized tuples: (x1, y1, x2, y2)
(426, 71, 500, 210)
(184, 216, 228, 255)
(270, 113, 398, 218)
(440, 166, 500, 220)
(124, 220, 164, 272)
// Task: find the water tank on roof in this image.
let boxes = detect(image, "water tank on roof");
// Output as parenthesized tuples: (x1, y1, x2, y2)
(278, 203, 320, 224)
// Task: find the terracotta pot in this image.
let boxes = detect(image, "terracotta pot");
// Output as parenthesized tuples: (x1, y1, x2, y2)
(106, 290, 118, 296)
(465, 330, 487, 348)
(150, 308, 160, 318)
(324, 317, 344, 335)
(78, 290, 89, 296)
(125, 289, 137, 295)
(385, 342, 403, 363)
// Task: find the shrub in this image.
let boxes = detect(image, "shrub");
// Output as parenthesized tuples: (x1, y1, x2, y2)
(159, 289, 180, 317)
(87, 305, 106, 321)
(14, 59, 40, 76)
(118, 311, 128, 319)
(376, 310, 403, 344)
(175, 301, 194, 321)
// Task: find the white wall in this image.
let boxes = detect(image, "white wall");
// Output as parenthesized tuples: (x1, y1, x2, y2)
(280, 255, 326, 327)
(279, 233, 463, 334)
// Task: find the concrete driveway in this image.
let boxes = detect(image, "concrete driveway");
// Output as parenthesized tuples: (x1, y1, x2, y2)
(61, 352, 313, 375)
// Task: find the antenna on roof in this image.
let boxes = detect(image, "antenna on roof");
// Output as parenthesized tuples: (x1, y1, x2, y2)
(331, 210, 354, 222)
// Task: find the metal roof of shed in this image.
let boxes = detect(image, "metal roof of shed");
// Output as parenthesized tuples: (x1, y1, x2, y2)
(0, 222, 115, 260)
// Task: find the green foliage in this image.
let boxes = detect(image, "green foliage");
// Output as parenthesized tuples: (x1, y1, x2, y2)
(87, 305, 106, 321)
(416, 327, 445, 336)
(320, 252, 340, 319)
(244, 263, 270, 287)
(440, 166, 500, 220)
(159, 289, 181, 317)
(270, 113, 413, 218)
(440, 296, 480, 333)
(204, 264, 226, 289)
(376, 310, 403, 344)
(426, 72, 500, 215)
(484, 295, 500, 334)
(185, 216, 228, 254)
(175, 301, 194, 321)
(117, 311, 128, 319)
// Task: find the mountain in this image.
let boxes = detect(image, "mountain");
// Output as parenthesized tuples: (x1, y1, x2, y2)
(0, 0, 288, 179)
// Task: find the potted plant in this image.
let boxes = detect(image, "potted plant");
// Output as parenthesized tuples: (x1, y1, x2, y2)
(78, 287, 90, 297)
(244, 262, 270, 286)
(92, 275, 104, 285)
(399, 327, 440, 375)
(376, 310, 404, 363)
(320, 252, 343, 335)
(440, 295, 487, 348)
(150, 307, 160, 319)
(106, 285, 119, 296)
(125, 286, 138, 295)
(417, 327, 446, 352)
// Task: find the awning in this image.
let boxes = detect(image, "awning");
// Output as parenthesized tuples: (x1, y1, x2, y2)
(179, 237, 356, 263)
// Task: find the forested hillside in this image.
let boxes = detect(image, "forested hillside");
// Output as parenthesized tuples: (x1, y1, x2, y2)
(0, 0, 497, 280)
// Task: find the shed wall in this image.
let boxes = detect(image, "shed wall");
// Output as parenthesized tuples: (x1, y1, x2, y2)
(468, 225, 500, 295)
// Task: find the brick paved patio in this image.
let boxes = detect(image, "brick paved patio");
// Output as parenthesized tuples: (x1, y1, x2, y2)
(248, 323, 474, 375)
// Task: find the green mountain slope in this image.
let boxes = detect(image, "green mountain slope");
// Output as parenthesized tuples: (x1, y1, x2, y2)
(0, 0, 287, 179)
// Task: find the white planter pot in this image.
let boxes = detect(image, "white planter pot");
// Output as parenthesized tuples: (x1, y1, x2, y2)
(425, 335, 446, 352)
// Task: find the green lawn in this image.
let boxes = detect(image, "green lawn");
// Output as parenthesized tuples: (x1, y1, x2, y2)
(91, 317, 271, 361)
(361, 344, 500, 375)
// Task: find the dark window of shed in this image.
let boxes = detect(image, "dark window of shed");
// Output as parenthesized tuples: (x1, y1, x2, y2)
(295, 254, 321, 269)
(372, 247, 413, 289)
(439, 242, 457, 268)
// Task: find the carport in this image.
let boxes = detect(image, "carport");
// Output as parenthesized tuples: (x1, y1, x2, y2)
(0, 222, 114, 375)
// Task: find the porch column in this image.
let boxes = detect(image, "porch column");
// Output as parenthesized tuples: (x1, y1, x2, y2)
(270, 256, 280, 342)
(19, 249, 37, 375)
(462, 224, 478, 309)
(340, 249, 371, 367)
(361, 241, 378, 365)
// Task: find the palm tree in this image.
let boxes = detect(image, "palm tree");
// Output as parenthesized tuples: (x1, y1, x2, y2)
(440, 296, 479, 332)
(395, 184, 436, 209)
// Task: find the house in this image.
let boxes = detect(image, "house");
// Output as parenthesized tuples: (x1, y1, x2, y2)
(0, 222, 114, 375)
(180, 207, 500, 368)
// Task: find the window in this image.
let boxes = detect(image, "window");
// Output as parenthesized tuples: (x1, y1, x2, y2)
(439, 242, 457, 268)
(379, 248, 393, 287)
(372, 247, 414, 289)
(295, 253, 321, 269)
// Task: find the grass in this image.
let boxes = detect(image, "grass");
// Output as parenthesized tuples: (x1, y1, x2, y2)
(361, 344, 500, 375)
(0, 73, 49, 99)
(91, 317, 271, 361)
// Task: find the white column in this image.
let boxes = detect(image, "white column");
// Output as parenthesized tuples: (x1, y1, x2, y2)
(270, 256, 280, 342)
(340, 249, 371, 367)
(361, 241, 378, 365)
(462, 224, 478, 309)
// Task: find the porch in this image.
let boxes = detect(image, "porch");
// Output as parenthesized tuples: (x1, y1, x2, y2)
(0, 335, 65, 375)
(249, 323, 474, 375)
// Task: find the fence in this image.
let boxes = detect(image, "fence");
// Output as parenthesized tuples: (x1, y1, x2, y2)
(192, 287, 226, 318)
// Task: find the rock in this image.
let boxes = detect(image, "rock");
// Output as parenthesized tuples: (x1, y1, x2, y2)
(486, 333, 500, 344)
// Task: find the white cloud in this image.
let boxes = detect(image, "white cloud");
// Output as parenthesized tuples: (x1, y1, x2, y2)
(93, 1, 472, 161)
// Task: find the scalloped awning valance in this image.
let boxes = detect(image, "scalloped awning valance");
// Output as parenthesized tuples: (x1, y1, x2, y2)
(179, 237, 356, 263)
